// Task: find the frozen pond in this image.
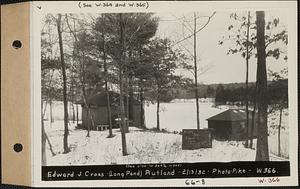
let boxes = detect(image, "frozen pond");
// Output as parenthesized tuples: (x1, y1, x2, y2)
(145, 100, 226, 131)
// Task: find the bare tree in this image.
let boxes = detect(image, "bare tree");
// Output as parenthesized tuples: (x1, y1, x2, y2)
(193, 13, 200, 129)
(173, 12, 215, 129)
(56, 13, 70, 153)
(244, 11, 251, 147)
(119, 13, 128, 156)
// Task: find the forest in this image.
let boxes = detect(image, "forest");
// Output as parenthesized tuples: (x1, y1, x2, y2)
(170, 79, 288, 105)
(41, 11, 288, 165)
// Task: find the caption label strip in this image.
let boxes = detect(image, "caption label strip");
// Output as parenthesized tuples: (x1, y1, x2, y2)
(78, 1, 149, 9)
(42, 161, 290, 181)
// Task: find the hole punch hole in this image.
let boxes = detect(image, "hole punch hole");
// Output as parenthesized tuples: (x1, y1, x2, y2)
(12, 40, 22, 49)
(13, 143, 23, 152)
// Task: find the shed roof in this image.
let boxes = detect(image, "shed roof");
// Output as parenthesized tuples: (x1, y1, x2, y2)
(206, 109, 253, 121)
(76, 91, 140, 106)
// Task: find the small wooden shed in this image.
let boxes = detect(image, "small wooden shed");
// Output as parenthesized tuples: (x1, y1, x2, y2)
(206, 109, 257, 140)
(78, 91, 141, 130)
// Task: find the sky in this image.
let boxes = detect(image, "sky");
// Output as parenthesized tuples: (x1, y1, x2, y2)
(154, 11, 288, 84)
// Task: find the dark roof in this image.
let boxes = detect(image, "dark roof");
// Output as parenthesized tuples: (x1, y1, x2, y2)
(76, 91, 140, 106)
(206, 109, 253, 121)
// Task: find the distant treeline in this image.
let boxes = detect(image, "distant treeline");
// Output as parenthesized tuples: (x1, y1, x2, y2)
(170, 79, 287, 105)
(51, 79, 288, 105)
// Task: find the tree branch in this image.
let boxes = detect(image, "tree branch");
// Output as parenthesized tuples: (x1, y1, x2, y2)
(172, 12, 216, 47)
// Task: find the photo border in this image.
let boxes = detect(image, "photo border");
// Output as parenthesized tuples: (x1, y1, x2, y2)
(31, 1, 298, 187)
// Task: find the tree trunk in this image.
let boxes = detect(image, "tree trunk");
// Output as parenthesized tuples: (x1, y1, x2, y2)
(194, 13, 200, 130)
(139, 46, 146, 129)
(49, 98, 53, 128)
(41, 102, 47, 166)
(76, 104, 79, 125)
(101, 22, 114, 138)
(72, 103, 75, 123)
(124, 67, 129, 133)
(42, 100, 56, 159)
(129, 72, 134, 121)
(245, 11, 250, 148)
(71, 64, 76, 124)
(42, 120, 47, 166)
(82, 91, 94, 137)
(140, 83, 146, 128)
(119, 13, 128, 156)
(255, 11, 269, 161)
(45, 133, 56, 156)
(156, 88, 160, 130)
(69, 102, 72, 123)
(128, 51, 134, 122)
(126, 89, 130, 133)
(57, 14, 70, 154)
(250, 81, 258, 149)
(105, 81, 113, 137)
(278, 107, 283, 157)
(80, 51, 94, 137)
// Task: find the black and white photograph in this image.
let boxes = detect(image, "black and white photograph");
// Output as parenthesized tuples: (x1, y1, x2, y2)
(41, 10, 289, 165)
(38, 2, 296, 184)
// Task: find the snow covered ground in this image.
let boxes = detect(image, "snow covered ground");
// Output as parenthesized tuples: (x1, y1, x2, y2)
(43, 100, 289, 166)
(45, 122, 284, 166)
